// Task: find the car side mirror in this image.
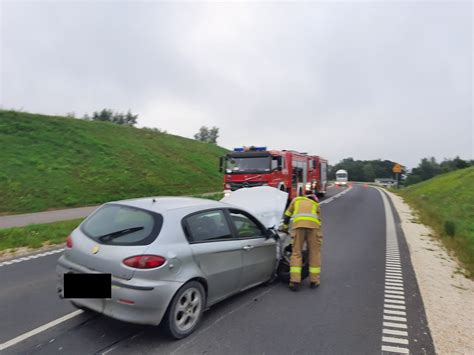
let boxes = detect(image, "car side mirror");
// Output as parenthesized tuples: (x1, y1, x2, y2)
(265, 227, 279, 240)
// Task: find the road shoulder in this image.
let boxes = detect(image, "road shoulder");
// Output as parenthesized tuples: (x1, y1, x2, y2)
(384, 189, 474, 354)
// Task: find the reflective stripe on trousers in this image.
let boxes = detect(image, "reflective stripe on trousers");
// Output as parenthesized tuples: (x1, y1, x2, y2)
(290, 228, 322, 284)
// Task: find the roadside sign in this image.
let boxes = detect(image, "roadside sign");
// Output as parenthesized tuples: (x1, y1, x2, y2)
(393, 163, 402, 173)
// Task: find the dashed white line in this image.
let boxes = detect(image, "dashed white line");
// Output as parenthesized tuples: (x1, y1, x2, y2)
(384, 299, 405, 305)
(383, 315, 407, 322)
(383, 328, 408, 337)
(376, 187, 410, 354)
(386, 285, 404, 290)
(384, 309, 407, 316)
(385, 281, 403, 287)
(383, 322, 408, 329)
(382, 336, 409, 345)
(384, 304, 406, 310)
(0, 248, 64, 268)
(385, 294, 405, 300)
(385, 290, 405, 295)
(381, 345, 409, 354)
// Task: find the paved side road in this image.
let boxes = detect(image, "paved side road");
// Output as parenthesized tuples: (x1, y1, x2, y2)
(0, 192, 221, 229)
(0, 206, 98, 229)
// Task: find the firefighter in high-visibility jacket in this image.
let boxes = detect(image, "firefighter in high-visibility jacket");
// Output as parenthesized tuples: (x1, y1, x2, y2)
(282, 192, 322, 291)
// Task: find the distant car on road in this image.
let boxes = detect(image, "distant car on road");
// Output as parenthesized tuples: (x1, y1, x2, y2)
(57, 187, 303, 339)
(374, 178, 397, 188)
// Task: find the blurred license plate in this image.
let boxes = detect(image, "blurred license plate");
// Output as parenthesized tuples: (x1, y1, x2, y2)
(64, 273, 111, 298)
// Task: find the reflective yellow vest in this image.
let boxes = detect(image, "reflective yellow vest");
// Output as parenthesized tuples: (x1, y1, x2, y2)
(284, 196, 321, 229)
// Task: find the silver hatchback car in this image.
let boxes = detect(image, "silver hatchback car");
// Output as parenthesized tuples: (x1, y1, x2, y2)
(57, 187, 297, 338)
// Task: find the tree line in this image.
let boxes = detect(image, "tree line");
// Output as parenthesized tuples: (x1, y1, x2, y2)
(328, 158, 402, 182)
(328, 156, 473, 185)
(404, 156, 473, 186)
(68, 109, 220, 144)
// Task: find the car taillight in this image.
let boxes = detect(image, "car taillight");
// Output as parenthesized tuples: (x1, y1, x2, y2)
(123, 255, 166, 269)
(225, 184, 231, 189)
(66, 235, 73, 248)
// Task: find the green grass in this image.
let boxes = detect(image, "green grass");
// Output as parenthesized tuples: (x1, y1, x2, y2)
(0, 110, 228, 214)
(397, 167, 474, 278)
(0, 219, 83, 252)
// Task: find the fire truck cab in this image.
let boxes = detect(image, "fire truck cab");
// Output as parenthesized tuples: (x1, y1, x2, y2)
(219, 147, 309, 201)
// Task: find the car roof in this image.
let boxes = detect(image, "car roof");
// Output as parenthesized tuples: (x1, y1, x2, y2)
(105, 196, 231, 214)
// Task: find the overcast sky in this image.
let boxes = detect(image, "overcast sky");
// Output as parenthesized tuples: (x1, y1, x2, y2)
(1, 1, 472, 169)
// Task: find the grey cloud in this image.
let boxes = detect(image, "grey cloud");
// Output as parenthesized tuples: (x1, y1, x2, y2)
(1, 1, 472, 168)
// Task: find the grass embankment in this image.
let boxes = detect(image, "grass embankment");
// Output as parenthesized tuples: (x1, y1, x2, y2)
(0, 110, 228, 214)
(0, 194, 225, 253)
(397, 167, 474, 277)
(0, 219, 83, 253)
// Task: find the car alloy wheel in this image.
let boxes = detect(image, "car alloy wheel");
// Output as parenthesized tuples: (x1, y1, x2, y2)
(162, 281, 205, 339)
(174, 287, 202, 332)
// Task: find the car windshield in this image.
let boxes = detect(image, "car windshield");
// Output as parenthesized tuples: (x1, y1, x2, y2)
(336, 173, 347, 178)
(80, 204, 163, 245)
(225, 156, 271, 173)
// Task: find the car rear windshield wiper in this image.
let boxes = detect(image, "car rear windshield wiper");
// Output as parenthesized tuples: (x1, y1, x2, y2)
(98, 226, 144, 242)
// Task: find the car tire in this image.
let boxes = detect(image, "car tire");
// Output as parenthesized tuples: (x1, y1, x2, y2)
(276, 245, 309, 283)
(161, 281, 206, 339)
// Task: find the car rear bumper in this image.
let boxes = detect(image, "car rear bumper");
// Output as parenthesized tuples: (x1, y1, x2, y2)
(56, 255, 183, 325)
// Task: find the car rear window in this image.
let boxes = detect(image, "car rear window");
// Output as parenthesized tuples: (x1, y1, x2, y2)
(80, 204, 163, 245)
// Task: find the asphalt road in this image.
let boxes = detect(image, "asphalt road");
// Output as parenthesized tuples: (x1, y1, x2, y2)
(0, 186, 435, 354)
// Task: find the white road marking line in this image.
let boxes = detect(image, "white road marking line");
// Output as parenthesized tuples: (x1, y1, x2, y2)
(384, 309, 407, 316)
(385, 294, 405, 300)
(375, 187, 410, 354)
(0, 310, 83, 351)
(0, 248, 64, 268)
(385, 281, 403, 286)
(381, 345, 409, 354)
(383, 328, 408, 337)
(384, 304, 406, 310)
(385, 290, 405, 295)
(382, 336, 409, 345)
(383, 322, 408, 329)
(384, 299, 405, 305)
(384, 315, 407, 322)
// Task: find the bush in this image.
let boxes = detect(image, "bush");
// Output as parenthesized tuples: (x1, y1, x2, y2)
(444, 221, 456, 237)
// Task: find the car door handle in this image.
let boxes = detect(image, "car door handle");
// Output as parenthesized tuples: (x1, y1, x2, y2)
(242, 245, 253, 251)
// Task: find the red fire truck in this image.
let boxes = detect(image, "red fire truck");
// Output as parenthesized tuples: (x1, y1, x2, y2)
(219, 147, 328, 201)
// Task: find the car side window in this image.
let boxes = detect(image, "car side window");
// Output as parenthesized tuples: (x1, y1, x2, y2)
(229, 210, 264, 239)
(185, 210, 233, 243)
